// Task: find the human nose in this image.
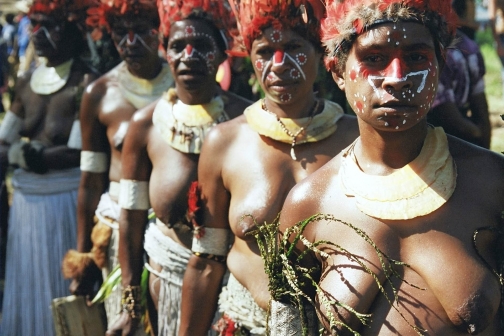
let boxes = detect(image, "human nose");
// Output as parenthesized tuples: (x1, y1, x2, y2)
(270, 50, 289, 73)
(381, 58, 412, 91)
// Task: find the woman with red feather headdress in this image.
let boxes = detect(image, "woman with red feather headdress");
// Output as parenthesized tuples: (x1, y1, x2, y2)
(106, 0, 251, 335)
(179, 0, 359, 335)
(278, 0, 504, 334)
(0, 0, 97, 334)
(60, 0, 173, 333)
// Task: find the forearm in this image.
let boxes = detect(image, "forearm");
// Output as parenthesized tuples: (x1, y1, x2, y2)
(179, 255, 226, 336)
(76, 173, 108, 252)
(44, 145, 80, 170)
(118, 209, 148, 287)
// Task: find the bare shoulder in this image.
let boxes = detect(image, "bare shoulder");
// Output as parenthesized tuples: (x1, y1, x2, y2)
(203, 114, 248, 154)
(448, 135, 504, 205)
(222, 90, 253, 119)
(280, 153, 344, 231)
(448, 136, 504, 177)
(83, 63, 121, 100)
(121, 100, 158, 150)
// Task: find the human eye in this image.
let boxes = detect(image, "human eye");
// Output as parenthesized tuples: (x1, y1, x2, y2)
(255, 46, 273, 57)
(364, 54, 384, 63)
(407, 52, 428, 63)
(169, 40, 185, 53)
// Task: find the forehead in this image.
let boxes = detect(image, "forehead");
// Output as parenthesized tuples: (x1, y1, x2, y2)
(253, 26, 305, 46)
(354, 22, 435, 52)
(169, 19, 216, 40)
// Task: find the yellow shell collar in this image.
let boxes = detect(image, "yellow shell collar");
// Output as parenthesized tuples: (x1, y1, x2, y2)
(244, 99, 344, 144)
(152, 88, 229, 154)
(117, 62, 174, 109)
(30, 58, 73, 95)
(339, 127, 457, 220)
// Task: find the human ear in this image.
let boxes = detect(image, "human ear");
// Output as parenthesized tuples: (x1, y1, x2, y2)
(332, 68, 345, 91)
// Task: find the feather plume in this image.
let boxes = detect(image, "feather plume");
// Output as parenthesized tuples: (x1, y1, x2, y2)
(231, 0, 326, 52)
(322, 0, 457, 68)
(157, 0, 240, 53)
(29, 0, 95, 25)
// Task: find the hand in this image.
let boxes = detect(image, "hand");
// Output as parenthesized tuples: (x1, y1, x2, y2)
(68, 261, 103, 300)
(105, 311, 141, 336)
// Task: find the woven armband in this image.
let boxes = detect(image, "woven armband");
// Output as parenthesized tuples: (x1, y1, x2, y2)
(118, 179, 150, 210)
(67, 120, 82, 149)
(192, 228, 231, 261)
(121, 285, 142, 320)
(0, 111, 22, 143)
(80, 151, 108, 173)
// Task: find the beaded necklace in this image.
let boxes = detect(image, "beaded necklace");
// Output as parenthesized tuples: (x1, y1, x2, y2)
(261, 98, 320, 160)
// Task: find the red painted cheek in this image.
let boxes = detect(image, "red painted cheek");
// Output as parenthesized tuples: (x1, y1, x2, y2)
(349, 70, 357, 81)
(356, 101, 363, 111)
(255, 60, 263, 71)
(274, 50, 285, 65)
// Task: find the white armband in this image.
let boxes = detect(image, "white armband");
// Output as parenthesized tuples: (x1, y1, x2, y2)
(67, 120, 82, 149)
(0, 111, 22, 144)
(80, 151, 108, 173)
(118, 179, 150, 210)
(192, 228, 231, 256)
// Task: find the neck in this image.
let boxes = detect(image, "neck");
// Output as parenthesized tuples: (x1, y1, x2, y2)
(127, 57, 163, 80)
(264, 93, 317, 119)
(176, 83, 219, 105)
(355, 120, 429, 175)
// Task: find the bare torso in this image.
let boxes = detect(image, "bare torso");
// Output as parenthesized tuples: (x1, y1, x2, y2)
(12, 60, 91, 147)
(287, 136, 504, 335)
(87, 63, 142, 182)
(213, 110, 359, 309)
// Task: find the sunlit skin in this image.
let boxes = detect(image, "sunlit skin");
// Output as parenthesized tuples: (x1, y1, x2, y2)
(167, 19, 225, 103)
(178, 26, 360, 336)
(71, 15, 164, 301)
(250, 27, 320, 117)
(339, 23, 438, 131)
(110, 17, 161, 75)
(107, 18, 251, 336)
(280, 22, 504, 335)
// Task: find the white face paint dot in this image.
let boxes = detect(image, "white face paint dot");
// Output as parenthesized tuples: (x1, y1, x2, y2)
(402, 120, 406, 124)
(396, 42, 399, 45)
(384, 112, 387, 116)
(395, 126, 399, 129)
(385, 122, 389, 126)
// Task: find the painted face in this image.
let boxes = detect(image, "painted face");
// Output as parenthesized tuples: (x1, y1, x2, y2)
(338, 22, 439, 131)
(250, 27, 319, 105)
(111, 18, 160, 69)
(30, 14, 63, 57)
(167, 19, 225, 91)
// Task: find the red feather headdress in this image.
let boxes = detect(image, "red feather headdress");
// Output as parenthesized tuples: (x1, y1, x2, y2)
(231, 0, 326, 53)
(322, 0, 457, 68)
(29, 0, 94, 24)
(85, 0, 158, 39)
(158, 0, 239, 53)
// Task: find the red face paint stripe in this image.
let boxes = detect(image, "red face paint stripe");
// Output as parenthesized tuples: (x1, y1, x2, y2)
(274, 50, 285, 65)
